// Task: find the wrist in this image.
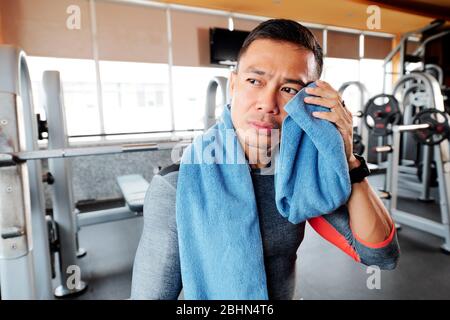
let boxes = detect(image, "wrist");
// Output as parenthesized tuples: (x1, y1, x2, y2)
(349, 153, 371, 184)
(348, 155, 361, 170)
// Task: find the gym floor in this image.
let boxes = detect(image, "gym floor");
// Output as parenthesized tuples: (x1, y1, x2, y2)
(63, 173, 450, 300)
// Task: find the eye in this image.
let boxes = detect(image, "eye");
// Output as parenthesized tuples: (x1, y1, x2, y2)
(246, 78, 262, 86)
(281, 87, 299, 95)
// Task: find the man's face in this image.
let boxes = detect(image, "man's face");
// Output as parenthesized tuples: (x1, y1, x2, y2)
(229, 39, 317, 151)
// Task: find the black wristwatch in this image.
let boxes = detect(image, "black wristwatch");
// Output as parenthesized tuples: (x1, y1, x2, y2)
(349, 153, 371, 184)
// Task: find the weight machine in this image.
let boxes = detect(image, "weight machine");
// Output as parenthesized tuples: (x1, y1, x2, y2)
(204, 76, 228, 130)
(0, 45, 232, 299)
(362, 72, 442, 202)
(0, 46, 190, 299)
(0, 46, 53, 299)
(338, 81, 369, 160)
(371, 72, 450, 252)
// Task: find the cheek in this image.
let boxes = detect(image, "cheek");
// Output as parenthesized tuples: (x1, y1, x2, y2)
(279, 107, 288, 120)
(233, 84, 256, 109)
(231, 85, 255, 122)
(230, 102, 248, 131)
(276, 105, 288, 127)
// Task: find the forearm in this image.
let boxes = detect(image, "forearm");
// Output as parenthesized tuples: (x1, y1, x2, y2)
(309, 154, 399, 268)
(347, 177, 394, 244)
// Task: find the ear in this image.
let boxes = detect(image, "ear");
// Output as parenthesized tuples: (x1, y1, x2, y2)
(229, 69, 237, 99)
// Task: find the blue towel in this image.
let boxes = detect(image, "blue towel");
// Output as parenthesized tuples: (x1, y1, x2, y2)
(175, 83, 351, 300)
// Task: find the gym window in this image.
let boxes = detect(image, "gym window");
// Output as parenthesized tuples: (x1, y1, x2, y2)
(322, 57, 361, 114)
(172, 66, 230, 130)
(28, 56, 102, 137)
(98, 60, 172, 135)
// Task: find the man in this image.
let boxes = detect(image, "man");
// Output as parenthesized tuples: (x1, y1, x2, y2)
(131, 19, 399, 300)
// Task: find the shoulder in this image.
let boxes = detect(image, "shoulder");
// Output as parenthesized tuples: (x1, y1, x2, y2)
(158, 163, 180, 177)
(142, 163, 180, 222)
(154, 163, 180, 191)
(144, 163, 180, 204)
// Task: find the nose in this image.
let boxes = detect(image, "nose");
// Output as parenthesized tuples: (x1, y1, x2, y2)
(256, 88, 279, 115)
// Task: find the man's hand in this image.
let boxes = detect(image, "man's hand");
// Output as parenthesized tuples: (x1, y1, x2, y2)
(304, 81, 394, 245)
(303, 80, 357, 168)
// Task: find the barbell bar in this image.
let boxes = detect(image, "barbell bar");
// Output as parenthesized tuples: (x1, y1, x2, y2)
(374, 122, 444, 155)
(0, 140, 191, 167)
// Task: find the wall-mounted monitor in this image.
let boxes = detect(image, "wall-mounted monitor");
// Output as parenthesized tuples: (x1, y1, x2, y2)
(209, 28, 250, 66)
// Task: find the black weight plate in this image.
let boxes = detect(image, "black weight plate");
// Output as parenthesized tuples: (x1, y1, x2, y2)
(364, 94, 402, 136)
(412, 109, 450, 145)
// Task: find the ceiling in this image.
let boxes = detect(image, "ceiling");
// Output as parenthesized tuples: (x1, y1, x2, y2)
(364, 0, 450, 19)
(156, 0, 450, 35)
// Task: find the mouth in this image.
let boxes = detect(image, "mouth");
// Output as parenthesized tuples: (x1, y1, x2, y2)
(248, 120, 277, 135)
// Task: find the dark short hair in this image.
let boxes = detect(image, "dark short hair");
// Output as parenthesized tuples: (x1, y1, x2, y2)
(237, 19, 323, 78)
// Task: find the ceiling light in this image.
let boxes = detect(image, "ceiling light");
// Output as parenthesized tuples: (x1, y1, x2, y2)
(228, 15, 234, 32)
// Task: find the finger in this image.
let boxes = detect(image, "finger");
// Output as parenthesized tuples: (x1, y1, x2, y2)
(304, 96, 341, 109)
(311, 111, 338, 123)
(316, 80, 345, 102)
(305, 86, 338, 99)
(315, 80, 333, 90)
(313, 110, 352, 130)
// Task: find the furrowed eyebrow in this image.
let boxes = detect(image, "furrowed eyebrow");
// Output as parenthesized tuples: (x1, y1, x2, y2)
(243, 67, 266, 76)
(243, 67, 308, 87)
(284, 78, 307, 87)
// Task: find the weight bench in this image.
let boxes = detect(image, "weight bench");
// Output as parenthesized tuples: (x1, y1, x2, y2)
(78, 174, 149, 227)
(116, 174, 150, 213)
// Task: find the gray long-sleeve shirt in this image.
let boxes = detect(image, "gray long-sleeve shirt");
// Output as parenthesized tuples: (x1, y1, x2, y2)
(131, 164, 400, 300)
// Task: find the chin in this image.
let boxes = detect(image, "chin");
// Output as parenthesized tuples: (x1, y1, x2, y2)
(242, 129, 273, 149)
